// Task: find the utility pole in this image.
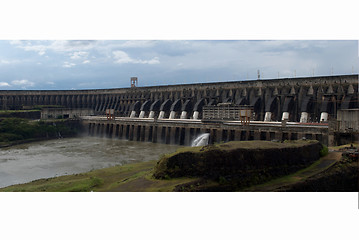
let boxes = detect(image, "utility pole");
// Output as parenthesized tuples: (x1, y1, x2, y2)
(257, 70, 260, 80)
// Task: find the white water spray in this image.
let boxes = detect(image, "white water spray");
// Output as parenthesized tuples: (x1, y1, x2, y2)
(191, 133, 210, 147)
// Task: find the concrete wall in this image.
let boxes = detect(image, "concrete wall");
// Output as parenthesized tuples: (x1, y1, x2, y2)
(337, 109, 359, 133)
(1, 74, 358, 123)
(82, 118, 329, 146)
(41, 108, 94, 119)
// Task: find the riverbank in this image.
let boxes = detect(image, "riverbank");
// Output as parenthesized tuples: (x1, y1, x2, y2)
(2, 140, 354, 192)
(0, 109, 41, 119)
(0, 118, 83, 148)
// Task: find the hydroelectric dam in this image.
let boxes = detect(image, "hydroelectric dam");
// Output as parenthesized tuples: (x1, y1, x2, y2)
(1, 74, 358, 146)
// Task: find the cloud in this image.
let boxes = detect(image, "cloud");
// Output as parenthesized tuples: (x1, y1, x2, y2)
(118, 40, 156, 48)
(113, 50, 160, 64)
(83, 60, 90, 64)
(11, 79, 35, 88)
(0, 82, 10, 87)
(63, 62, 76, 68)
(70, 51, 89, 60)
(0, 60, 10, 64)
(0, 59, 20, 65)
(10, 40, 98, 55)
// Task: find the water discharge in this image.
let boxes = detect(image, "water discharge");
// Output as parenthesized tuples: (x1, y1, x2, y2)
(191, 133, 210, 147)
(0, 137, 179, 188)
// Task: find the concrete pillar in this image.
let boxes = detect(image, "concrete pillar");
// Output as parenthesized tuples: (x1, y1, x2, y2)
(134, 125, 141, 141)
(160, 127, 166, 144)
(184, 128, 191, 146)
(327, 134, 334, 146)
(89, 123, 93, 135)
(281, 112, 289, 121)
(170, 127, 176, 144)
(254, 131, 261, 140)
(96, 124, 101, 136)
(119, 125, 124, 139)
(169, 111, 176, 119)
(129, 125, 134, 140)
(114, 124, 119, 138)
(130, 111, 136, 118)
(300, 112, 309, 123)
(144, 126, 153, 142)
(264, 112, 272, 122)
(140, 126, 146, 141)
(266, 132, 271, 141)
(216, 129, 223, 143)
(152, 126, 159, 143)
(234, 130, 241, 141)
(158, 111, 165, 119)
(193, 111, 199, 119)
(86, 123, 91, 136)
(149, 111, 155, 118)
(320, 112, 328, 122)
(210, 129, 217, 144)
(139, 111, 145, 118)
(100, 124, 105, 137)
(165, 127, 171, 144)
(180, 111, 187, 119)
(109, 124, 114, 138)
(179, 128, 185, 145)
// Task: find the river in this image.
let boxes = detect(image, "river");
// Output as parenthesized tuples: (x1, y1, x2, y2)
(0, 137, 179, 188)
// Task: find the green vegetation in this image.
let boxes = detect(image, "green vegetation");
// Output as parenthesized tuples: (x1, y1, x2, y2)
(0, 160, 196, 192)
(0, 117, 79, 146)
(153, 140, 322, 186)
(0, 140, 353, 192)
(319, 144, 329, 157)
(31, 105, 64, 110)
(0, 109, 41, 113)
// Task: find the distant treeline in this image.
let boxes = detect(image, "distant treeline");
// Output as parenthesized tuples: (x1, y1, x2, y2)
(0, 110, 41, 119)
(0, 118, 81, 145)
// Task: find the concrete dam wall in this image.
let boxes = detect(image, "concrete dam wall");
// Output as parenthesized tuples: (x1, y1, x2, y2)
(1, 74, 358, 123)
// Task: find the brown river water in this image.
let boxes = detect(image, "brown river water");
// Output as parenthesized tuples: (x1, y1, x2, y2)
(0, 137, 179, 188)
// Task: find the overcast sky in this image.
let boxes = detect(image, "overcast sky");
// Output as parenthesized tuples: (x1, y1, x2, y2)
(0, 40, 357, 90)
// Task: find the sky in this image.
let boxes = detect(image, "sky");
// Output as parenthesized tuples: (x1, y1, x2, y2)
(0, 40, 358, 90)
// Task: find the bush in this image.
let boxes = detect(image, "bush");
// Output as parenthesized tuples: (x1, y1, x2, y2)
(0, 117, 77, 142)
(319, 144, 329, 157)
(89, 177, 104, 187)
(0, 133, 23, 142)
